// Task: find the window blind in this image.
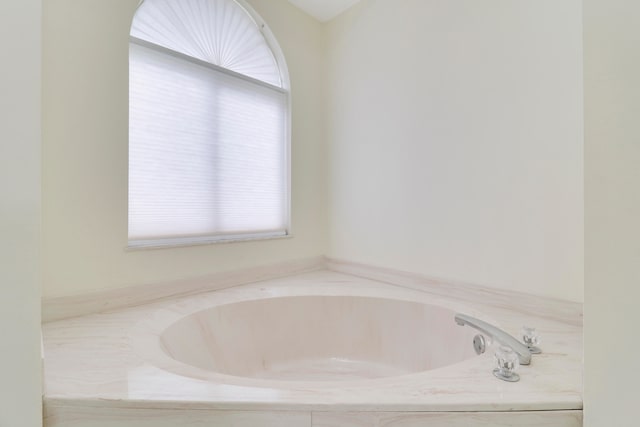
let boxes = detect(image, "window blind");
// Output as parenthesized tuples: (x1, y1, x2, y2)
(130, 0, 282, 87)
(128, 41, 288, 244)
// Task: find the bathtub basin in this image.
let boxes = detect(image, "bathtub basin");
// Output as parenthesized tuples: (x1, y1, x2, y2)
(160, 296, 478, 382)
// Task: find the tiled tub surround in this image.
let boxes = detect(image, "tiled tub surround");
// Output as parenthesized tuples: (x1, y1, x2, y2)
(42, 262, 583, 426)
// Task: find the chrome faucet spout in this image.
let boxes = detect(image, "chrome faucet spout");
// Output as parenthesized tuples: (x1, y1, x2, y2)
(454, 313, 531, 365)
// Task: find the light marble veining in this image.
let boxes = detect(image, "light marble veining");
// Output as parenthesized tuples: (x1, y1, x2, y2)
(42, 256, 324, 322)
(42, 266, 582, 425)
(326, 258, 583, 327)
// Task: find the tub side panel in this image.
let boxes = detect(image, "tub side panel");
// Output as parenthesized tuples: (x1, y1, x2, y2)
(44, 406, 311, 427)
(312, 411, 583, 427)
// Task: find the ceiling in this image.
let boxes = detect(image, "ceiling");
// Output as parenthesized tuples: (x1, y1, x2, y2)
(287, 0, 361, 22)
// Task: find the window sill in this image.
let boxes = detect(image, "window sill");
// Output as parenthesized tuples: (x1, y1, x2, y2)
(126, 231, 291, 251)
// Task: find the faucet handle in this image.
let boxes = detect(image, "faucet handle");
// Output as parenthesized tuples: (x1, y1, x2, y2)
(521, 326, 542, 354)
(493, 345, 520, 382)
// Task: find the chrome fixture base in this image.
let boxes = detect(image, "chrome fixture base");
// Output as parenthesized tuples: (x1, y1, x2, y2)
(493, 368, 520, 382)
(527, 346, 542, 354)
(521, 326, 542, 354)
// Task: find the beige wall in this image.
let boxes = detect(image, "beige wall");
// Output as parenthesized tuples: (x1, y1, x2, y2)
(584, 1, 640, 425)
(42, 0, 585, 304)
(0, 0, 43, 425)
(326, 0, 584, 302)
(42, 0, 327, 298)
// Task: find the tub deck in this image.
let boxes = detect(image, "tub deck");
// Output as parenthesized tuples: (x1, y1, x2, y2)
(42, 264, 583, 426)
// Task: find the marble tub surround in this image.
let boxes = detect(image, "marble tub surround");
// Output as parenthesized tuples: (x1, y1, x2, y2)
(42, 256, 582, 326)
(42, 268, 582, 426)
(42, 256, 325, 322)
(325, 258, 583, 327)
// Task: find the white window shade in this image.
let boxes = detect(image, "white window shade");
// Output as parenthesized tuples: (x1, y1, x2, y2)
(130, 0, 282, 87)
(128, 0, 290, 247)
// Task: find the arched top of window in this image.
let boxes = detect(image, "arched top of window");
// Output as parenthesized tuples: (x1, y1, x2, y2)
(131, 0, 287, 88)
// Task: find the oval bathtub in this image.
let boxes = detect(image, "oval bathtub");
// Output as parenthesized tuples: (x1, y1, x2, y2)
(159, 296, 478, 382)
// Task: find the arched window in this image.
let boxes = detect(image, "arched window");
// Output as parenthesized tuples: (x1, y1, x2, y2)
(128, 0, 290, 248)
